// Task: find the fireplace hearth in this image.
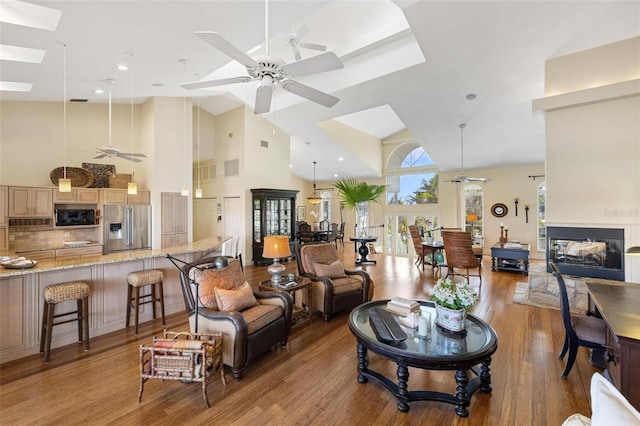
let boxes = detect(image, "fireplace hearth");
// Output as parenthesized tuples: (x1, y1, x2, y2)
(546, 227, 624, 281)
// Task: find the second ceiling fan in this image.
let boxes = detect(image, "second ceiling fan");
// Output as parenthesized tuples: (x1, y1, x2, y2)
(181, 0, 343, 114)
(445, 123, 488, 183)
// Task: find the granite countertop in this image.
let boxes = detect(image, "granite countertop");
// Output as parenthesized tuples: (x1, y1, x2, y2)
(14, 241, 103, 253)
(0, 237, 226, 278)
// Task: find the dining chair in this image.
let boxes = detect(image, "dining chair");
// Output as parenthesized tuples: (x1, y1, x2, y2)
(327, 223, 339, 247)
(549, 262, 607, 378)
(408, 225, 426, 269)
(336, 221, 346, 246)
(298, 222, 315, 244)
(441, 230, 482, 288)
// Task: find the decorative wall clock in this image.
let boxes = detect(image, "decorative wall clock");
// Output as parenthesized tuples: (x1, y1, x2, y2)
(491, 203, 508, 217)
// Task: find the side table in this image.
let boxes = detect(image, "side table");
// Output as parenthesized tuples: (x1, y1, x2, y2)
(490, 242, 530, 274)
(259, 276, 312, 328)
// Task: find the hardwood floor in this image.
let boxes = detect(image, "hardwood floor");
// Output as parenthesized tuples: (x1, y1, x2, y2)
(0, 246, 600, 425)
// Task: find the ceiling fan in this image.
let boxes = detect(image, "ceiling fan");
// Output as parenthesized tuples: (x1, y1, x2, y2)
(285, 24, 327, 61)
(445, 123, 488, 183)
(181, 0, 343, 114)
(94, 80, 146, 162)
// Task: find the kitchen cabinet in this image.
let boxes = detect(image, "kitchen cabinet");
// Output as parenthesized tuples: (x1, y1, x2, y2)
(54, 188, 100, 204)
(251, 188, 298, 265)
(16, 250, 55, 261)
(0, 186, 7, 251)
(8, 187, 53, 217)
(161, 192, 187, 248)
(102, 189, 150, 205)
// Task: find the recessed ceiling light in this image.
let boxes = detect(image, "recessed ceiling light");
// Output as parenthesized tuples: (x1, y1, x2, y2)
(94, 88, 104, 94)
(0, 81, 32, 92)
(465, 93, 477, 101)
(117, 64, 129, 71)
(289, 164, 293, 168)
(152, 83, 164, 87)
(338, 157, 344, 161)
(334, 174, 338, 177)
(0, 44, 46, 63)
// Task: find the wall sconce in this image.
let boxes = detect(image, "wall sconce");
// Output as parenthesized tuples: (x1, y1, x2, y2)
(514, 197, 519, 216)
(524, 204, 530, 223)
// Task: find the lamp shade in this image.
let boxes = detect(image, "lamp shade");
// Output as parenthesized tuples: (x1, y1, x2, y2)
(58, 178, 71, 192)
(466, 213, 478, 221)
(262, 235, 292, 259)
(626, 246, 640, 256)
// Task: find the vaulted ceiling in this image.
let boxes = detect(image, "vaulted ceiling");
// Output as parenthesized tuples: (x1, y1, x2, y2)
(2, 1, 638, 182)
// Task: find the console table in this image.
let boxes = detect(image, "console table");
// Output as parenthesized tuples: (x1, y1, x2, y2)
(350, 236, 378, 265)
(490, 242, 530, 274)
(586, 281, 640, 411)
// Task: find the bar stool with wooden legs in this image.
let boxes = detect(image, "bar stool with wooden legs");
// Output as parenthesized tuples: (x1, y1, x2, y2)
(40, 281, 91, 363)
(126, 270, 165, 334)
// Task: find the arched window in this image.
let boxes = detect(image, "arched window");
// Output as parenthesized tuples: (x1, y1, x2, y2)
(386, 143, 438, 205)
(537, 182, 546, 251)
(464, 184, 484, 247)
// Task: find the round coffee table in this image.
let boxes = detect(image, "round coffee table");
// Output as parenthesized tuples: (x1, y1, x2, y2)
(348, 300, 498, 417)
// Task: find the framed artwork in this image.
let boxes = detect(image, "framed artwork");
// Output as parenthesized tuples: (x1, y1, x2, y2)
(296, 206, 306, 220)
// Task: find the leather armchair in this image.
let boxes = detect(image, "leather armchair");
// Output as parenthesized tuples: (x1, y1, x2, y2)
(295, 243, 373, 322)
(179, 257, 292, 381)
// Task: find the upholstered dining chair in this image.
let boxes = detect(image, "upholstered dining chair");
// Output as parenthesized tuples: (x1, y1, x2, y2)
(179, 257, 293, 381)
(298, 222, 315, 244)
(336, 221, 346, 246)
(327, 223, 339, 247)
(549, 262, 607, 378)
(295, 243, 373, 322)
(408, 225, 426, 269)
(441, 230, 482, 289)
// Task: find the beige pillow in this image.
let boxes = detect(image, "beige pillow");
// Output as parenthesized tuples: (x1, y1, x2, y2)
(313, 259, 347, 278)
(214, 282, 258, 312)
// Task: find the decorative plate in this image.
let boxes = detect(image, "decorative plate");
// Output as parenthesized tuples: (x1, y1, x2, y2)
(1, 259, 38, 269)
(491, 203, 508, 217)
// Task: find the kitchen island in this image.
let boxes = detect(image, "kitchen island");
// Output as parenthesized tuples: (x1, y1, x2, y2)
(0, 237, 227, 363)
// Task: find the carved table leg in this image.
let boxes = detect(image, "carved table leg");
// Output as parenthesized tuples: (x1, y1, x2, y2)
(454, 369, 470, 417)
(491, 256, 496, 271)
(480, 357, 493, 392)
(396, 363, 410, 412)
(358, 242, 370, 263)
(357, 343, 369, 384)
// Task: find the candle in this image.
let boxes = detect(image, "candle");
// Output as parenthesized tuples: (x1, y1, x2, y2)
(504, 226, 509, 230)
(417, 312, 431, 338)
(500, 222, 504, 227)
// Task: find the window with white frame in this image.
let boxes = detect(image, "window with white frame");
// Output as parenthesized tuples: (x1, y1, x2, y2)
(537, 182, 546, 251)
(386, 143, 439, 205)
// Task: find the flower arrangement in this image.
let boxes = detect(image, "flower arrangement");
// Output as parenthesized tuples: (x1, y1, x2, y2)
(428, 278, 476, 311)
(425, 219, 433, 238)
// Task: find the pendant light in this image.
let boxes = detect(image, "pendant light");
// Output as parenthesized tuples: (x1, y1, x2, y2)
(195, 95, 202, 198)
(180, 59, 189, 197)
(307, 161, 322, 205)
(127, 54, 137, 195)
(58, 43, 71, 192)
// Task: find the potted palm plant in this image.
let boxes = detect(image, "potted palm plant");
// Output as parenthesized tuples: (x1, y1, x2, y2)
(334, 179, 386, 237)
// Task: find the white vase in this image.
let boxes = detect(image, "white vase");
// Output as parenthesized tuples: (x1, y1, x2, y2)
(355, 201, 369, 237)
(435, 304, 467, 333)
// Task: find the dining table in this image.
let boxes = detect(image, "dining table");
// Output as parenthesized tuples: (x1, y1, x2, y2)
(420, 241, 445, 275)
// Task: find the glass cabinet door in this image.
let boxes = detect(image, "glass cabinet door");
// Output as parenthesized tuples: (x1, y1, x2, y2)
(253, 199, 261, 242)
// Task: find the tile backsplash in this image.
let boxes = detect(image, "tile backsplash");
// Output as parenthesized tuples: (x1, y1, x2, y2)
(9, 228, 99, 252)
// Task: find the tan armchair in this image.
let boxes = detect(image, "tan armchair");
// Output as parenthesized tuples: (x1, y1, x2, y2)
(295, 243, 373, 322)
(441, 230, 482, 289)
(179, 257, 292, 381)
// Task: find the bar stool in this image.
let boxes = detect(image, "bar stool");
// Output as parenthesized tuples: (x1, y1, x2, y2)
(126, 269, 165, 334)
(40, 281, 90, 363)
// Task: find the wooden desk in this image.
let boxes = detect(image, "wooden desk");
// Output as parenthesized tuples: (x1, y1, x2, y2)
(586, 281, 640, 410)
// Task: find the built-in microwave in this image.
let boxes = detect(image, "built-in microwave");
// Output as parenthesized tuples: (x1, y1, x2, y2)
(55, 209, 97, 226)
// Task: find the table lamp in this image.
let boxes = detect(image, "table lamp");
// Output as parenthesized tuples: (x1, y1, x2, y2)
(262, 235, 292, 284)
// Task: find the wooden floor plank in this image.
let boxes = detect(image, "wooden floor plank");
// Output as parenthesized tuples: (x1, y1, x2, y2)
(0, 246, 599, 425)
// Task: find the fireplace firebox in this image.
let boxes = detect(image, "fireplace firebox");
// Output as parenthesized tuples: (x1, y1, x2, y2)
(546, 227, 624, 281)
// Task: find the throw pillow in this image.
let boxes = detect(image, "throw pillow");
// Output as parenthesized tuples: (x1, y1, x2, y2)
(189, 261, 243, 309)
(313, 259, 347, 278)
(214, 282, 259, 312)
(590, 372, 640, 425)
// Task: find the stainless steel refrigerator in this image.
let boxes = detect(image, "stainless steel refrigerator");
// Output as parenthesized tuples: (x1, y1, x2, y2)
(103, 204, 152, 253)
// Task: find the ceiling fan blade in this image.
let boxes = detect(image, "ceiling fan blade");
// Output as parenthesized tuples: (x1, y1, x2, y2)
(281, 52, 343, 77)
(282, 80, 339, 108)
(117, 154, 143, 163)
(181, 76, 252, 90)
(295, 24, 311, 41)
(117, 152, 147, 157)
(467, 177, 488, 182)
(195, 31, 260, 68)
(254, 79, 274, 114)
(93, 154, 107, 159)
(292, 45, 302, 61)
(299, 42, 327, 52)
